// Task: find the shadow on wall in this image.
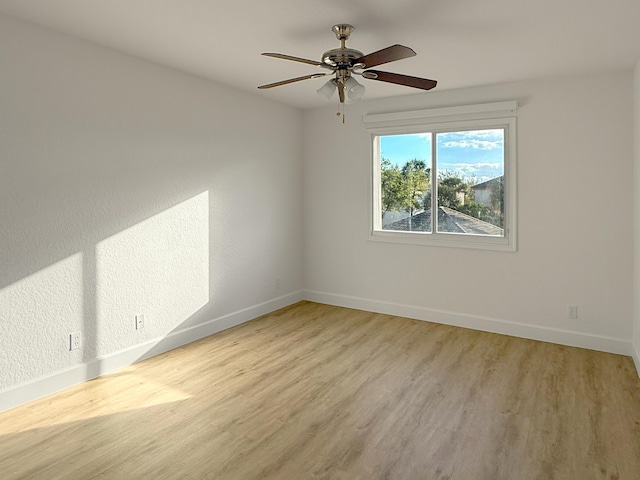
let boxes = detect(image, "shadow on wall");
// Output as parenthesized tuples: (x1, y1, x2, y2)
(0, 191, 211, 392)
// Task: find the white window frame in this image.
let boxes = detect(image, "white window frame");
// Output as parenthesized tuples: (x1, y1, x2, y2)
(364, 101, 517, 252)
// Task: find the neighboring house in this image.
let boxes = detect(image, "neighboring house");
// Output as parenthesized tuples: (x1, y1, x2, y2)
(471, 176, 503, 207)
(384, 206, 504, 236)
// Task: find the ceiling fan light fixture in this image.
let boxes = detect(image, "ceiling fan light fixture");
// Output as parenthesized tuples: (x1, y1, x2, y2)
(345, 76, 365, 100)
(316, 79, 336, 100)
(345, 95, 363, 105)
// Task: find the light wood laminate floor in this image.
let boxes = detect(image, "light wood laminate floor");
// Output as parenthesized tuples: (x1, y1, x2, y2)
(1, 301, 639, 479)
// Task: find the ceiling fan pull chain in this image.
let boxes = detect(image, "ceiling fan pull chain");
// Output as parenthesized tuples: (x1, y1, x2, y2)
(336, 103, 346, 124)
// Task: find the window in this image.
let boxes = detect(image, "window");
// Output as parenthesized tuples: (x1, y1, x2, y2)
(365, 101, 517, 251)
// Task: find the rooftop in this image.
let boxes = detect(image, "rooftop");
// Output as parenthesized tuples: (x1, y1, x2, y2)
(384, 206, 504, 236)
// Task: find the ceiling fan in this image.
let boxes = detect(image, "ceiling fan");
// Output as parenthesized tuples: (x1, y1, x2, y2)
(258, 24, 437, 106)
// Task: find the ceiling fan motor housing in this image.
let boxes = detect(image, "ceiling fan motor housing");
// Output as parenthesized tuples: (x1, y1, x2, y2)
(321, 48, 364, 69)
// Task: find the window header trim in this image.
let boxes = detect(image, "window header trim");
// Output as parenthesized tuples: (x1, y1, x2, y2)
(363, 101, 518, 128)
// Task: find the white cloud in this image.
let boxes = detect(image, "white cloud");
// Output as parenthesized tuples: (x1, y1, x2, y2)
(438, 130, 504, 151)
(439, 162, 503, 183)
(441, 139, 502, 150)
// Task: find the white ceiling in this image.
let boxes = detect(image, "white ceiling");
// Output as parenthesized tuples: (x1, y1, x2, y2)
(1, 0, 640, 109)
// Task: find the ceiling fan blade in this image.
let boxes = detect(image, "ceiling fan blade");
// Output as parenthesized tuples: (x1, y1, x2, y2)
(354, 45, 416, 68)
(262, 52, 323, 67)
(258, 73, 328, 89)
(363, 70, 437, 90)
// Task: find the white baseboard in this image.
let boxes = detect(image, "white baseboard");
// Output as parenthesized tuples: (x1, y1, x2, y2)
(0, 291, 303, 414)
(303, 290, 632, 357)
(633, 340, 640, 380)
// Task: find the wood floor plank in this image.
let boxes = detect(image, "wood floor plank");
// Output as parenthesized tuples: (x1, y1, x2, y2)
(1, 301, 639, 479)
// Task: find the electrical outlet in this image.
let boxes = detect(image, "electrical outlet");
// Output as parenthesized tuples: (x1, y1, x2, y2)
(69, 332, 81, 351)
(567, 304, 578, 319)
(135, 314, 145, 330)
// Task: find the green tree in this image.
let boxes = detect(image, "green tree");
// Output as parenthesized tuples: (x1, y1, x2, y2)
(437, 171, 469, 209)
(458, 202, 496, 224)
(400, 159, 430, 230)
(489, 176, 504, 225)
(380, 158, 405, 218)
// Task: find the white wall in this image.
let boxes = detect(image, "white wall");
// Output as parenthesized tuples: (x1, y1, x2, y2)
(303, 72, 634, 355)
(0, 14, 303, 410)
(633, 59, 640, 374)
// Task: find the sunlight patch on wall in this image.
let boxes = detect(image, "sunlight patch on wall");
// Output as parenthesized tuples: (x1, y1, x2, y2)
(0, 253, 84, 389)
(95, 191, 210, 356)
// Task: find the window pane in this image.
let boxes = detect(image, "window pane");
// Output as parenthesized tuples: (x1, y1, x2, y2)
(379, 134, 432, 232)
(435, 129, 505, 236)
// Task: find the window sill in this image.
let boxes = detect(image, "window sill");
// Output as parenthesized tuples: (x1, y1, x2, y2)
(368, 229, 516, 252)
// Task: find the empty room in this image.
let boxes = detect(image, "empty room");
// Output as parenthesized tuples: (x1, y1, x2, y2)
(1, 1, 640, 479)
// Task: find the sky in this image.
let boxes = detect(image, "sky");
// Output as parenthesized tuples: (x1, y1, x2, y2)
(380, 129, 504, 184)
